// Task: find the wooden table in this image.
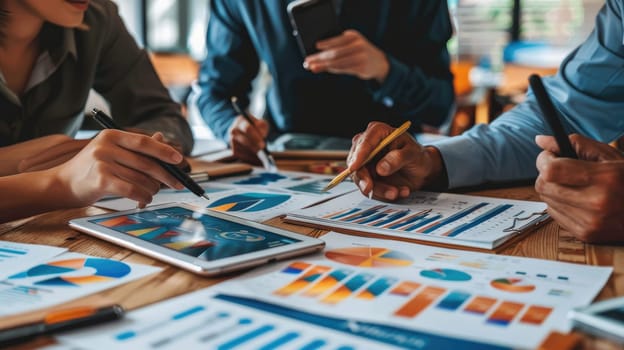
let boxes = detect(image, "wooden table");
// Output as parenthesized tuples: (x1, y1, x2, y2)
(1, 172, 622, 349)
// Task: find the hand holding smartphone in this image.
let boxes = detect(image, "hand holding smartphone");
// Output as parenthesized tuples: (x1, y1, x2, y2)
(287, 0, 342, 57)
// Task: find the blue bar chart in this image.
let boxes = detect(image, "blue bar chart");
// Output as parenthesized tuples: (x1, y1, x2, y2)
(287, 191, 549, 249)
(58, 290, 394, 350)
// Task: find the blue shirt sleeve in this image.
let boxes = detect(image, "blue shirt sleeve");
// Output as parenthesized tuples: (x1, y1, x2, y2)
(371, 2, 455, 127)
(195, 0, 260, 142)
(432, 0, 624, 188)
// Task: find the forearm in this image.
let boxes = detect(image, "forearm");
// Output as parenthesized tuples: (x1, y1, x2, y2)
(432, 101, 548, 188)
(0, 135, 73, 176)
(195, 88, 239, 142)
(0, 170, 68, 223)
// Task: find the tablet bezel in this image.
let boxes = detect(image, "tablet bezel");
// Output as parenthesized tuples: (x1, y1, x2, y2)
(69, 203, 325, 276)
(569, 296, 624, 343)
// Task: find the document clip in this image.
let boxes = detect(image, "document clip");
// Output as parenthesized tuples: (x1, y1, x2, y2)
(502, 210, 550, 234)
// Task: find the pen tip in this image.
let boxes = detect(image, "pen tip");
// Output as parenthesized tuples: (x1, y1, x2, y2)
(201, 194, 210, 201)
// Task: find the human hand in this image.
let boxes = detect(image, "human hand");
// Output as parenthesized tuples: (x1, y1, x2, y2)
(51, 129, 184, 208)
(228, 114, 269, 165)
(304, 30, 390, 83)
(535, 134, 624, 242)
(348, 122, 444, 201)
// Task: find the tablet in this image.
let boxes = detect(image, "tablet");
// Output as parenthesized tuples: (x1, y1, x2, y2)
(69, 203, 325, 276)
(569, 296, 624, 343)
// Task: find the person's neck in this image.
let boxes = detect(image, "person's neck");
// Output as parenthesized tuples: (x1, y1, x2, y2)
(0, 1, 44, 53)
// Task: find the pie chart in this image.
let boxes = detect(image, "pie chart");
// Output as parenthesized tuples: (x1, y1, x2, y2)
(208, 193, 291, 212)
(419, 268, 472, 282)
(490, 278, 536, 293)
(9, 258, 131, 287)
(325, 247, 412, 268)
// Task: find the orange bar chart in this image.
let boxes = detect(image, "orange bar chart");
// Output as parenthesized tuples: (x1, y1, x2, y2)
(303, 269, 352, 297)
(394, 286, 446, 318)
(321, 273, 374, 304)
(390, 281, 421, 296)
(463, 296, 497, 315)
(487, 301, 525, 326)
(356, 277, 398, 300)
(274, 265, 331, 296)
(519, 305, 553, 325)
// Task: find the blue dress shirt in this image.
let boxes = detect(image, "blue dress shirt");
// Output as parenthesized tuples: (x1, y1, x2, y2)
(433, 0, 624, 188)
(196, 0, 454, 141)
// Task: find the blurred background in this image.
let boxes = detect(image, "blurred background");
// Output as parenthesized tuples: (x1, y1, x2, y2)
(106, 0, 604, 148)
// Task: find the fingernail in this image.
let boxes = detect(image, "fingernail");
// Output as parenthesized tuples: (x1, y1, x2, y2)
(385, 190, 394, 199)
(379, 161, 390, 173)
(303, 61, 309, 69)
(172, 152, 183, 163)
(358, 180, 367, 191)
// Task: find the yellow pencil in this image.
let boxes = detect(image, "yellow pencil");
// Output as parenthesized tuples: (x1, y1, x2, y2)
(323, 121, 412, 192)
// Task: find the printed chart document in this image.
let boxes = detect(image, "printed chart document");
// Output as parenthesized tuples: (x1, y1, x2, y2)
(285, 191, 549, 250)
(211, 233, 612, 349)
(0, 252, 160, 317)
(96, 169, 356, 223)
(0, 241, 67, 280)
(57, 289, 402, 350)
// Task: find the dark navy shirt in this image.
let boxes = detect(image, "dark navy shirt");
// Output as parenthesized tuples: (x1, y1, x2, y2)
(197, 0, 454, 141)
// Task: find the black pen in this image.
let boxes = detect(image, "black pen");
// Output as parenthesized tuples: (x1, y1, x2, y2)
(529, 74, 578, 159)
(0, 305, 124, 346)
(230, 97, 278, 172)
(90, 108, 210, 200)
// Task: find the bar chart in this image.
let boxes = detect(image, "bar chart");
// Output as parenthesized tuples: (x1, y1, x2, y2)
(272, 261, 554, 328)
(212, 233, 612, 349)
(286, 191, 549, 249)
(322, 202, 512, 237)
(59, 290, 398, 350)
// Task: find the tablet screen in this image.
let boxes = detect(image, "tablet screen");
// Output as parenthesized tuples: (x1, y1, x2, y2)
(90, 206, 301, 261)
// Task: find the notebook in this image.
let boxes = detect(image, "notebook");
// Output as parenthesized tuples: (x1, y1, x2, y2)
(284, 191, 550, 251)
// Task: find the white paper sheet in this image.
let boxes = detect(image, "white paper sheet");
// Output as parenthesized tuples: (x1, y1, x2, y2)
(95, 169, 356, 223)
(211, 232, 612, 349)
(0, 252, 160, 317)
(286, 191, 549, 249)
(214, 168, 356, 198)
(0, 241, 67, 280)
(57, 288, 403, 350)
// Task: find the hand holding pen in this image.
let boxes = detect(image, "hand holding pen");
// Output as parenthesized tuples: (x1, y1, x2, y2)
(90, 109, 210, 201)
(230, 97, 278, 172)
(325, 121, 411, 192)
(528, 74, 578, 159)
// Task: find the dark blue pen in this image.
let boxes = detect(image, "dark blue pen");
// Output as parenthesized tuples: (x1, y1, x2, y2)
(90, 108, 210, 200)
(529, 74, 578, 159)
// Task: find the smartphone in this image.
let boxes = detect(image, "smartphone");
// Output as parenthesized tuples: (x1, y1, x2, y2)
(287, 0, 342, 57)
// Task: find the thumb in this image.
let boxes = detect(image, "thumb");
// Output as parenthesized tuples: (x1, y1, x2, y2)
(535, 135, 560, 154)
